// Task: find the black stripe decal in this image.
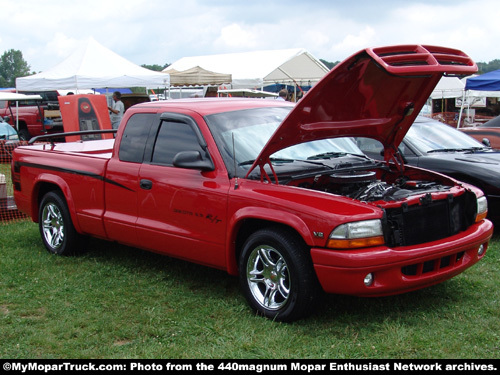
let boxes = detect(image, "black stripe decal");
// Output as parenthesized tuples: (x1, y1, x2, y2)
(17, 161, 135, 192)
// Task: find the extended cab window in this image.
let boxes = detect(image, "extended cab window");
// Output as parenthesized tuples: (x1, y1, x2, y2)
(119, 113, 156, 163)
(151, 120, 204, 166)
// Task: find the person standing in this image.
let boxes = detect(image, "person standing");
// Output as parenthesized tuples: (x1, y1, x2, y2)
(108, 91, 125, 129)
(277, 89, 288, 101)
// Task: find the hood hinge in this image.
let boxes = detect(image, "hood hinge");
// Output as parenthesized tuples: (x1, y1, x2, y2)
(384, 145, 405, 173)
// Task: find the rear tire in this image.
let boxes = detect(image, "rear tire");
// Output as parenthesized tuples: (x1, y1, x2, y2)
(17, 128, 30, 141)
(238, 227, 318, 322)
(38, 191, 83, 256)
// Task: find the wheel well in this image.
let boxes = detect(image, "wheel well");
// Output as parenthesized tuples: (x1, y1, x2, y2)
(234, 219, 307, 264)
(33, 182, 63, 220)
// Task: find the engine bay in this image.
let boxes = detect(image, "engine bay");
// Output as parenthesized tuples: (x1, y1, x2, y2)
(291, 167, 453, 203)
(285, 165, 480, 246)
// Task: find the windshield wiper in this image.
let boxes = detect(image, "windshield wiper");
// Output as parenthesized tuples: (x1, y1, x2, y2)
(427, 147, 491, 154)
(464, 146, 491, 153)
(427, 148, 468, 153)
(238, 157, 295, 166)
(307, 152, 347, 160)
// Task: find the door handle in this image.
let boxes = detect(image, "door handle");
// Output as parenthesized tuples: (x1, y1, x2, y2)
(140, 179, 153, 190)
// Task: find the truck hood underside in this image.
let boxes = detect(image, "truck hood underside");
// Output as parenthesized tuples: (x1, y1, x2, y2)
(249, 45, 477, 176)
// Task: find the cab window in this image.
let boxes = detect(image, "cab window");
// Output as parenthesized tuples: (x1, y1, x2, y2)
(119, 113, 156, 163)
(151, 120, 204, 166)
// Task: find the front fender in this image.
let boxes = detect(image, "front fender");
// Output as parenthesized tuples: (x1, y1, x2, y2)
(225, 206, 314, 275)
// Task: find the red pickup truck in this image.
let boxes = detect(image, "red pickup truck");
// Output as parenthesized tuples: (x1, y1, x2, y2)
(0, 90, 62, 140)
(11, 46, 493, 321)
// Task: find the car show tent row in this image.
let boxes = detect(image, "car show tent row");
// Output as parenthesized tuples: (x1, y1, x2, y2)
(164, 48, 330, 90)
(428, 75, 500, 126)
(430, 76, 500, 100)
(15, 37, 170, 91)
(457, 70, 500, 126)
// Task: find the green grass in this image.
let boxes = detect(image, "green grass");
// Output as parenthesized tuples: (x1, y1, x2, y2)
(0, 163, 13, 196)
(1, 220, 499, 359)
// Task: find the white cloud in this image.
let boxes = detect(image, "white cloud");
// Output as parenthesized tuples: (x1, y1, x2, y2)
(330, 26, 377, 60)
(0, 0, 498, 74)
(215, 23, 258, 49)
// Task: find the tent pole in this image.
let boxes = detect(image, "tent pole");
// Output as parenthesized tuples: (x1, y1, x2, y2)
(458, 90, 466, 128)
(277, 67, 304, 102)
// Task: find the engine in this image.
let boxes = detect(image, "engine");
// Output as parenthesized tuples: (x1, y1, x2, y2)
(291, 168, 480, 247)
(298, 170, 452, 203)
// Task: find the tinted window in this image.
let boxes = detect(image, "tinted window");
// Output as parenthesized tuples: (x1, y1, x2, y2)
(356, 137, 416, 159)
(119, 113, 156, 163)
(151, 121, 204, 166)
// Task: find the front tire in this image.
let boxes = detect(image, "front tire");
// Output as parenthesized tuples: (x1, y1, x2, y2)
(238, 227, 318, 322)
(38, 191, 83, 256)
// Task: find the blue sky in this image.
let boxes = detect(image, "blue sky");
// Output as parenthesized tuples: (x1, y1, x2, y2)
(1, 0, 498, 72)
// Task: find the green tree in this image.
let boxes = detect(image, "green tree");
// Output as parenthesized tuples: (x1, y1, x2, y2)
(0, 49, 31, 88)
(320, 59, 339, 70)
(477, 59, 500, 74)
(141, 63, 170, 72)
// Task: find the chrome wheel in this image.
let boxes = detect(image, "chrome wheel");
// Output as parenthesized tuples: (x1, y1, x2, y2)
(246, 245, 290, 311)
(41, 202, 65, 250)
(39, 191, 84, 256)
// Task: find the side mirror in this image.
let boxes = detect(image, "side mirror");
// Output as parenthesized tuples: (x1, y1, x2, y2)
(173, 151, 214, 171)
(482, 138, 491, 147)
(2, 116, 10, 122)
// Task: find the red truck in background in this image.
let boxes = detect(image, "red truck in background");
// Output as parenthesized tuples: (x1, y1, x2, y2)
(11, 46, 493, 321)
(0, 90, 63, 140)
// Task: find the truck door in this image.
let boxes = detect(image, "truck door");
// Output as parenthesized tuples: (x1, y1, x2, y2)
(136, 113, 229, 269)
(103, 113, 156, 246)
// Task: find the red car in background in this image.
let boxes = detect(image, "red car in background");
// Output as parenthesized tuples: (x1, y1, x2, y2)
(460, 115, 500, 148)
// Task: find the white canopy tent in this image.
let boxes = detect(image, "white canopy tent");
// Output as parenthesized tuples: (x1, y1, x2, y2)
(163, 66, 232, 87)
(164, 48, 329, 89)
(0, 92, 42, 101)
(16, 37, 170, 91)
(430, 77, 465, 99)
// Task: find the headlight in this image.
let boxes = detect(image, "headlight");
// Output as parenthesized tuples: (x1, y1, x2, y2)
(327, 219, 385, 249)
(476, 196, 488, 222)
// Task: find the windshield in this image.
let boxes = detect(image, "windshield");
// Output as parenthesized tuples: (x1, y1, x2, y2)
(205, 107, 364, 175)
(406, 118, 485, 153)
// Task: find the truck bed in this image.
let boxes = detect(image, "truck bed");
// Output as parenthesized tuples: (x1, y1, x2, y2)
(27, 139, 115, 158)
(13, 139, 116, 235)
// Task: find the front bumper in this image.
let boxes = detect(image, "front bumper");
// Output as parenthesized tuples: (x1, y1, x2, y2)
(311, 219, 493, 297)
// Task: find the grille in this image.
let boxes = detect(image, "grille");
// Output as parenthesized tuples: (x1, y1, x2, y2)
(384, 191, 477, 247)
(402, 251, 466, 276)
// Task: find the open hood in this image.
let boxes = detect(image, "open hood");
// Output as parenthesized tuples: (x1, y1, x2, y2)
(249, 45, 476, 178)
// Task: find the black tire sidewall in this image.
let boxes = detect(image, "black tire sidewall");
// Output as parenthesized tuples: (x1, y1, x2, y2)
(38, 191, 79, 256)
(17, 129, 30, 141)
(238, 227, 317, 322)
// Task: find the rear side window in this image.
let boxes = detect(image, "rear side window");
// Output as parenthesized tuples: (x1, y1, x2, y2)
(151, 120, 205, 166)
(119, 113, 156, 163)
